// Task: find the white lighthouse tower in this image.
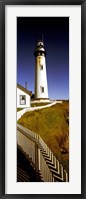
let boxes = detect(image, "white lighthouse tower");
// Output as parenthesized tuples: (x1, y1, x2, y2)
(34, 40, 48, 99)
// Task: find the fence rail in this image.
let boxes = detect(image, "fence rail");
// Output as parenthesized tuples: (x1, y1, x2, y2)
(17, 123, 68, 182)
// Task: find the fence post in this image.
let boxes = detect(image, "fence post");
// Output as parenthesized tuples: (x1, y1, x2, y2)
(35, 143, 39, 174)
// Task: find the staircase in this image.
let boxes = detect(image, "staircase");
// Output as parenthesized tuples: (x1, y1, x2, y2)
(17, 147, 43, 182)
(17, 124, 68, 182)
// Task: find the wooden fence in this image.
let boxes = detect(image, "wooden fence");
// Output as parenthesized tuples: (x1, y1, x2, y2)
(17, 123, 68, 182)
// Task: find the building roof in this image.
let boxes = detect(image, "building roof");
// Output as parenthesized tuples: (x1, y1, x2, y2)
(17, 83, 32, 96)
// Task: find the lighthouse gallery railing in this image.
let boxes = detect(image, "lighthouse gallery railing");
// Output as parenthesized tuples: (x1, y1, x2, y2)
(17, 123, 68, 182)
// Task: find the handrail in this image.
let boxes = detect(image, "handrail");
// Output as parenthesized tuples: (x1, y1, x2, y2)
(17, 123, 68, 182)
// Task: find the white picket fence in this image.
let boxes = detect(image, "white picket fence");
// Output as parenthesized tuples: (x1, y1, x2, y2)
(17, 124, 68, 182)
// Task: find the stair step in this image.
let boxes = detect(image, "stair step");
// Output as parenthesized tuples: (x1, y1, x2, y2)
(17, 168, 30, 179)
(17, 146, 43, 182)
(17, 172, 30, 182)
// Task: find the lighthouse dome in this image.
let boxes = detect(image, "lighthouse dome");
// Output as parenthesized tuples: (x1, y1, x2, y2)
(36, 41, 44, 47)
(34, 40, 46, 56)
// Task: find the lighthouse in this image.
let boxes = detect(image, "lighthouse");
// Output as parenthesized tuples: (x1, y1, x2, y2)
(34, 40, 48, 99)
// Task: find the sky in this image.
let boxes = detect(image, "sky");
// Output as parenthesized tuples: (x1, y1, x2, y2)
(17, 17, 69, 100)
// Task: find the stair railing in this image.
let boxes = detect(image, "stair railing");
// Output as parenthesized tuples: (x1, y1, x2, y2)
(17, 123, 68, 182)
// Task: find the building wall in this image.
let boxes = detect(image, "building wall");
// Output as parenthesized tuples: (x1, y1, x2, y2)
(17, 88, 30, 108)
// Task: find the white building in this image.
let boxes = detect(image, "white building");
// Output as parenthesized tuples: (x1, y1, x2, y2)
(34, 40, 49, 99)
(17, 83, 31, 108)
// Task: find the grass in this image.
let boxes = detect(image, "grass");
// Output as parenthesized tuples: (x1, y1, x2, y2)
(17, 108, 23, 112)
(18, 100, 69, 173)
(31, 102, 51, 107)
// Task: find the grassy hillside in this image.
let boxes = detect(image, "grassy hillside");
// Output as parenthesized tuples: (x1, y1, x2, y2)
(17, 108, 23, 112)
(31, 102, 50, 107)
(18, 100, 69, 172)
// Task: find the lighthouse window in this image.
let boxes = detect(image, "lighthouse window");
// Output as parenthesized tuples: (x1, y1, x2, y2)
(42, 87, 44, 93)
(40, 87, 44, 93)
(20, 95, 26, 105)
(40, 65, 43, 70)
